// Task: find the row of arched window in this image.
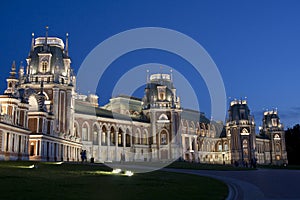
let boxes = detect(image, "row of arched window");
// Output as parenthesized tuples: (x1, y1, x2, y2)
(181, 120, 216, 137)
(74, 122, 149, 146)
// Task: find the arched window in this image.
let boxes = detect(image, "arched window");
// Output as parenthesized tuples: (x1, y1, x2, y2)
(160, 130, 168, 145)
(82, 123, 88, 141)
(224, 142, 228, 151)
(218, 142, 222, 152)
(101, 126, 107, 145)
(142, 130, 147, 145)
(110, 127, 115, 146)
(243, 139, 248, 156)
(118, 128, 123, 147)
(135, 129, 140, 144)
(125, 130, 130, 147)
(93, 125, 99, 145)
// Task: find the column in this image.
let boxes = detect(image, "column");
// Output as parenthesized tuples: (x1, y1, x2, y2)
(107, 130, 110, 161)
(115, 131, 118, 161)
(53, 88, 59, 132)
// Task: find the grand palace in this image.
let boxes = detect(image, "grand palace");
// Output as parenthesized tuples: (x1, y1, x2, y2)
(0, 30, 288, 166)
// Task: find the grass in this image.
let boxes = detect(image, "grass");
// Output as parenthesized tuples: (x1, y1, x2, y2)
(0, 161, 228, 200)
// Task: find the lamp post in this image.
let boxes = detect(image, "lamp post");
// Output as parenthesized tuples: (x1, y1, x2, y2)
(222, 152, 225, 165)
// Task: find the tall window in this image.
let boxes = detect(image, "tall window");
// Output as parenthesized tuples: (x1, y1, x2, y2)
(160, 130, 168, 145)
(126, 134, 130, 147)
(218, 143, 222, 152)
(110, 128, 115, 146)
(118, 132, 122, 147)
(82, 127, 87, 141)
(93, 125, 99, 145)
(272, 118, 278, 127)
(42, 62, 48, 73)
(93, 131, 98, 145)
(142, 132, 147, 145)
(101, 127, 107, 145)
(242, 139, 248, 156)
(224, 143, 228, 151)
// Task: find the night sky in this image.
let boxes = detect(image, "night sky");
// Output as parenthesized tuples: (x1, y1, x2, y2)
(1, 1, 300, 128)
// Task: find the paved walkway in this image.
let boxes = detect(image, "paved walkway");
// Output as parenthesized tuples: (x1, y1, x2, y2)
(163, 168, 300, 200)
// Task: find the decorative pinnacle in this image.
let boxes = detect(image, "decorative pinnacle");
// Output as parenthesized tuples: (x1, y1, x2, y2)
(10, 61, 17, 78)
(65, 32, 69, 57)
(45, 26, 49, 44)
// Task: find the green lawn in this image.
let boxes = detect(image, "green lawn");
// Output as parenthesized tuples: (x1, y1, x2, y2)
(0, 161, 228, 200)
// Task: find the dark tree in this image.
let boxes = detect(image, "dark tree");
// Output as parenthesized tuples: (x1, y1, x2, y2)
(285, 124, 300, 165)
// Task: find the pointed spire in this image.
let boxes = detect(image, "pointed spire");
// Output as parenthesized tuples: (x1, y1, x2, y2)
(65, 33, 69, 57)
(170, 69, 173, 81)
(9, 61, 17, 78)
(146, 69, 149, 83)
(43, 26, 49, 52)
(45, 26, 49, 45)
(31, 33, 35, 52)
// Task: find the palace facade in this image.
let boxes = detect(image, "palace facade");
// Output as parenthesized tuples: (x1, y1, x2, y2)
(0, 32, 288, 165)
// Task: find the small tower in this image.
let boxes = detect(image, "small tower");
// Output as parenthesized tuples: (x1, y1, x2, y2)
(4, 61, 19, 95)
(226, 99, 256, 166)
(261, 110, 288, 165)
(142, 72, 181, 161)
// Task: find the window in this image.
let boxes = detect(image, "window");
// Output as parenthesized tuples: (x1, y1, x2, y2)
(126, 134, 130, 147)
(102, 132, 106, 145)
(218, 143, 222, 151)
(142, 132, 147, 145)
(93, 131, 98, 145)
(242, 139, 248, 156)
(110, 128, 115, 145)
(272, 118, 278, 127)
(224, 143, 228, 151)
(160, 130, 168, 145)
(118, 132, 122, 146)
(82, 127, 87, 141)
(42, 61, 48, 73)
(135, 132, 139, 144)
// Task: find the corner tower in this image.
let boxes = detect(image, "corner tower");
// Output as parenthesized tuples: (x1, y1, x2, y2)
(16, 27, 80, 161)
(261, 110, 288, 164)
(226, 99, 256, 165)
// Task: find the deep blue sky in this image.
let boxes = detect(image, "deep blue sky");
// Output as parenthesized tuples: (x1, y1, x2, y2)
(1, 0, 300, 128)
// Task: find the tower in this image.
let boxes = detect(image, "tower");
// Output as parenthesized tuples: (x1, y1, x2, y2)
(15, 27, 80, 161)
(261, 110, 288, 165)
(4, 61, 19, 95)
(226, 99, 256, 165)
(142, 72, 181, 161)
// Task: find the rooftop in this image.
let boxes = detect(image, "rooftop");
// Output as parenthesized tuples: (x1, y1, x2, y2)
(35, 37, 65, 49)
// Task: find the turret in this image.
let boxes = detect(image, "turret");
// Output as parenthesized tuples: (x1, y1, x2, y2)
(4, 61, 19, 95)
